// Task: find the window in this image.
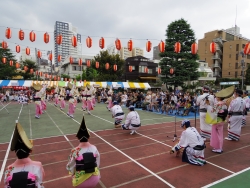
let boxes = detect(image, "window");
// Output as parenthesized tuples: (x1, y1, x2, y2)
(226, 33, 234, 41)
(236, 44, 239, 51)
(235, 71, 238, 78)
(204, 64, 206, 67)
(229, 63, 231, 67)
(205, 50, 207, 54)
(72, 66, 77, 71)
(242, 44, 245, 49)
(148, 69, 152, 74)
(205, 42, 207, 46)
(205, 58, 206, 61)
(228, 72, 230, 75)
(132, 66, 135, 70)
(230, 45, 232, 49)
(229, 54, 231, 58)
(139, 66, 147, 73)
(235, 62, 238, 69)
(236, 54, 238, 60)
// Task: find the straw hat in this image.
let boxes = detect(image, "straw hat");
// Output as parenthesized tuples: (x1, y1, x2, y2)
(33, 83, 42, 91)
(11, 122, 33, 151)
(215, 85, 235, 98)
(68, 82, 73, 89)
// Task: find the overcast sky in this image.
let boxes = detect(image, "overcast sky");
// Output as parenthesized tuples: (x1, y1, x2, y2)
(0, 0, 249, 61)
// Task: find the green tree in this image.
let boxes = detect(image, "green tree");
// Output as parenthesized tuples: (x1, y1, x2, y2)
(61, 74, 70, 79)
(245, 64, 250, 85)
(92, 50, 125, 81)
(20, 59, 39, 80)
(0, 44, 18, 79)
(159, 18, 199, 87)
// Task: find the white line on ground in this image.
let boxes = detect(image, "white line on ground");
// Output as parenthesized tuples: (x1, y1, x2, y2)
(53, 103, 175, 188)
(45, 111, 74, 148)
(0, 104, 23, 183)
(206, 161, 234, 174)
(0, 102, 11, 111)
(201, 167, 250, 188)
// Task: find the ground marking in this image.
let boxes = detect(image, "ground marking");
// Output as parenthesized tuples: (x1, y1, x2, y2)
(201, 167, 250, 188)
(45, 111, 74, 148)
(206, 161, 234, 174)
(52, 103, 175, 188)
(0, 104, 23, 183)
(0, 102, 11, 112)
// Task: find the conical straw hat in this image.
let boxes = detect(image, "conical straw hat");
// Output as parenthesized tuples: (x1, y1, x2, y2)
(215, 85, 235, 98)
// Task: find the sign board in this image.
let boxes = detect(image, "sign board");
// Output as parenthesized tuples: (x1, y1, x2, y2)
(220, 81, 239, 85)
(246, 85, 250, 91)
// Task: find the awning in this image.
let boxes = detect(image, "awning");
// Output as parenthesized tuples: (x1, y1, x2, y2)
(123, 82, 130, 89)
(140, 77, 159, 79)
(0, 80, 10, 87)
(128, 82, 151, 89)
(112, 82, 124, 88)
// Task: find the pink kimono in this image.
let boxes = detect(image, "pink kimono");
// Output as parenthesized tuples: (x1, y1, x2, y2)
(35, 101, 42, 117)
(68, 98, 75, 117)
(60, 98, 65, 109)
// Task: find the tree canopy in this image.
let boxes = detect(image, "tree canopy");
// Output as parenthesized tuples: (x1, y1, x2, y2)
(159, 18, 200, 87)
(0, 44, 18, 79)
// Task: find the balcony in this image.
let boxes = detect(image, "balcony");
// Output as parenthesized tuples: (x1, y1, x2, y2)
(216, 46, 222, 55)
(212, 55, 221, 62)
(213, 38, 223, 47)
(213, 72, 221, 77)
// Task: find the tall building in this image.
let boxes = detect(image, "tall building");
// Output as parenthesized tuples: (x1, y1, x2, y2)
(132, 48, 144, 57)
(153, 46, 160, 60)
(198, 26, 250, 79)
(120, 47, 132, 60)
(54, 21, 82, 67)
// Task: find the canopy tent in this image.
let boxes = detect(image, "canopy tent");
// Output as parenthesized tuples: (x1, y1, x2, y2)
(0, 80, 151, 90)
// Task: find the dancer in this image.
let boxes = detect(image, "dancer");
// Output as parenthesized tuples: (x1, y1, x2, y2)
(54, 86, 59, 107)
(242, 91, 249, 127)
(40, 84, 47, 113)
(59, 87, 66, 110)
(170, 119, 206, 166)
(4, 122, 45, 188)
(81, 87, 87, 111)
(226, 89, 246, 141)
(67, 84, 76, 118)
(121, 105, 141, 135)
(196, 86, 215, 140)
(111, 101, 125, 128)
(66, 116, 100, 188)
(33, 84, 43, 119)
(86, 84, 94, 115)
(106, 86, 113, 111)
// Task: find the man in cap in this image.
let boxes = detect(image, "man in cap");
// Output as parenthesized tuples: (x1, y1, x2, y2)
(121, 105, 141, 135)
(66, 116, 100, 187)
(226, 89, 246, 141)
(111, 101, 125, 128)
(4, 122, 45, 188)
(196, 85, 215, 140)
(170, 119, 206, 166)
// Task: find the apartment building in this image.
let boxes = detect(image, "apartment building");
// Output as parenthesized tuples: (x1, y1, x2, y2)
(198, 26, 250, 79)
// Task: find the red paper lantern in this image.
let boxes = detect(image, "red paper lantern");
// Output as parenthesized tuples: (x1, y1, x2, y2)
(45, 73, 48, 78)
(144, 67, 148, 73)
(78, 58, 82, 66)
(24, 66, 28, 72)
(113, 64, 117, 71)
(86, 36, 92, 48)
(71, 36, 77, 47)
(15, 62, 20, 69)
(210, 42, 216, 53)
(58, 55, 61, 62)
(2, 57, 6, 64)
(54, 76, 57, 81)
(243, 42, 250, 55)
(86, 60, 91, 67)
(2, 41, 8, 49)
(158, 68, 161, 74)
(19, 29, 25, 41)
(16, 45, 20, 53)
(57, 76, 60, 81)
(44, 32, 50, 43)
(170, 68, 174, 74)
(29, 31, 36, 42)
(40, 72, 43, 77)
(191, 42, 198, 54)
(99, 37, 105, 49)
(30, 69, 33, 74)
(129, 65, 132, 72)
(9, 60, 13, 66)
(56, 34, 62, 45)
(115, 39, 122, 50)
(37, 50, 42, 58)
(26, 47, 30, 55)
(105, 63, 109, 70)
(35, 71, 39, 75)
(158, 40, 165, 53)
(48, 53, 53, 61)
(174, 42, 181, 53)
(95, 61, 99, 69)
(127, 40, 133, 51)
(5, 28, 12, 39)
(146, 40, 152, 52)
(70, 56, 73, 64)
